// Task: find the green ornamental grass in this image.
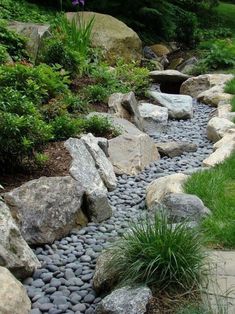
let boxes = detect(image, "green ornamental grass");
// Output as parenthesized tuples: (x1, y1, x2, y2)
(106, 213, 207, 292)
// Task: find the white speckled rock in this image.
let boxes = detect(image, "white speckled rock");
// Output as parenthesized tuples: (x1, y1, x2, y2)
(207, 117, 235, 142)
(96, 286, 152, 314)
(147, 91, 193, 119)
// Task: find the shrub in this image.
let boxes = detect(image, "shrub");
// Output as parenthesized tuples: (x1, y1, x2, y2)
(51, 114, 83, 139)
(0, 19, 28, 61)
(0, 63, 70, 105)
(84, 115, 121, 138)
(106, 213, 207, 292)
(0, 88, 52, 168)
(0, 44, 8, 64)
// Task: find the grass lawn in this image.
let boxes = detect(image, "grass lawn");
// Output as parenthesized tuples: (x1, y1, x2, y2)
(216, 2, 235, 36)
(184, 153, 235, 248)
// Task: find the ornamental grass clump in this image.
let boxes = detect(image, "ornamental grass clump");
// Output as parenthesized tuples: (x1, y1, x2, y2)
(107, 213, 207, 293)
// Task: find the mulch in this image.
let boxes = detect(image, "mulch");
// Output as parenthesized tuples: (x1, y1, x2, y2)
(0, 141, 71, 192)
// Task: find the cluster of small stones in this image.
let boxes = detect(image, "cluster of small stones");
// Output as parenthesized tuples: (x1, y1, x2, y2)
(24, 100, 214, 314)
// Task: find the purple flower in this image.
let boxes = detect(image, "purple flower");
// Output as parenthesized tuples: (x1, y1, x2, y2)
(72, 0, 85, 6)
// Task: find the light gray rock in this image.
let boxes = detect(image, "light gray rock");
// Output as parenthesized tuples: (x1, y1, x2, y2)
(97, 137, 109, 157)
(4, 176, 87, 245)
(147, 91, 193, 119)
(0, 200, 40, 279)
(93, 250, 118, 293)
(81, 133, 117, 191)
(96, 286, 152, 314)
(65, 138, 106, 193)
(180, 74, 234, 98)
(84, 189, 112, 223)
(7, 21, 50, 62)
(149, 70, 190, 84)
(177, 57, 198, 74)
(207, 117, 235, 142)
(0, 266, 31, 314)
(108, 92, 143, 131)
(138, 102, 168, 134)
(87, 113, 160, 175)
(156, 141, 197, 157)
(161, 193, 211, 222)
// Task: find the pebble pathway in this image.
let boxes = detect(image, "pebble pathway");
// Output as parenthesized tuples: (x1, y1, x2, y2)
(24, 100, 214, 314)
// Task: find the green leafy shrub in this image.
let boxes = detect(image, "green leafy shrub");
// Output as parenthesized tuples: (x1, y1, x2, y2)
(106, 213, 207, 292)
(0, 63, 69, 105)
(0, 44, 8, 64)
(0, 19, 28, 61)
(0, 88, 52, 168)
(51, 114, 83, 139)
(83, 115, 121, 138)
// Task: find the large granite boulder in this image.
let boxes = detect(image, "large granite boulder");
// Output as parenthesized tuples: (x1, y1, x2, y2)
(147, 91, 193, 119)
(180, 74, 234, 98)
(197, 85, 232, 107)
(7, 21, 50, 62)
(0, 266, 31, 314)
(138, 102, 168, 135)
(207, 117, 235, 142)
(146, 173, 189, 209)
(81, 133, 117, 191)
(96, 286, 152, 314)
(65, 12, 142, 64)
(108, 92, 143, 131)
(150, 70, 190, 84)
(4, 176, 87, 245)
(161, 193, 211, 222)
(0, 200, 40, 279)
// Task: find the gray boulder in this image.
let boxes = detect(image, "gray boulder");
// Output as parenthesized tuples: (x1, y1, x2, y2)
(138, 102, 168, 135)
(156, 141, 197, 157)
(4, 176, 87, 245)
(147, 91, 193, 119)
(65, 138, 113, 222)
(93, 250, 118, 293)
(81, 133, 117, 191)
(149, 70, 190, 84)
(96, 286, 152, 314)
(7, 21, 50, 62)
(108, 92, 143, 131)
(161, 193, 211, 222)
(0, 200, 40, 279)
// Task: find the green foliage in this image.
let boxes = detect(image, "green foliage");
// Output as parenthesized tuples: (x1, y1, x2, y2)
(0, 19, 28, 61)
(196, 27, 232, 41)
(0, 63, 69, 105)
(0, 44, 8, 64)
(224, 78, 235, 95)
(0, 0, 55, 23)
(42, 14, 94, 75)
(50, 114, 83, 139)
(0, 88, 52, 168)
(83, 115, 121, 138)
(184, 153, 235, 248)
(106, 213, 206, 292)
(34, 152, 49, 167)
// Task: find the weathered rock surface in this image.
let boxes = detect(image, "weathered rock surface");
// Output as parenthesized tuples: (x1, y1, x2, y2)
(93, 250, 118, 293)
(65, 138, 106, 192)
(97, 137, 109, 157)
(150, 70, 190, 84)
(207, 117, 235, 142)
(138, 102, 168, 134)
(0, 266, 31, 314)
(96, 286, 152, 314)
(7, 21, 50, 62)
(197, 86, 232, 107)
(150, 44, 170, 57)
(156, 141, 197, 157)
(0, 200, 40, 279)
(66, 12, 142, 64)
(65, 138, 113, 222)
(4, 176, 87, 245)
(203, 130, 235, 167)
(180, 74, 234, 98)
(177, 57, 198, 74)
(147, 91, 193, 119)
(161, 193, 211, 222)
(81, 133, 117, 191)
(146, 173, 189, 209)
(108, 92, 143, 131)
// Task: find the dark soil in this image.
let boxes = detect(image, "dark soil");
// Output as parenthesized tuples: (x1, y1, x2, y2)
(0, 141, 71, 192)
